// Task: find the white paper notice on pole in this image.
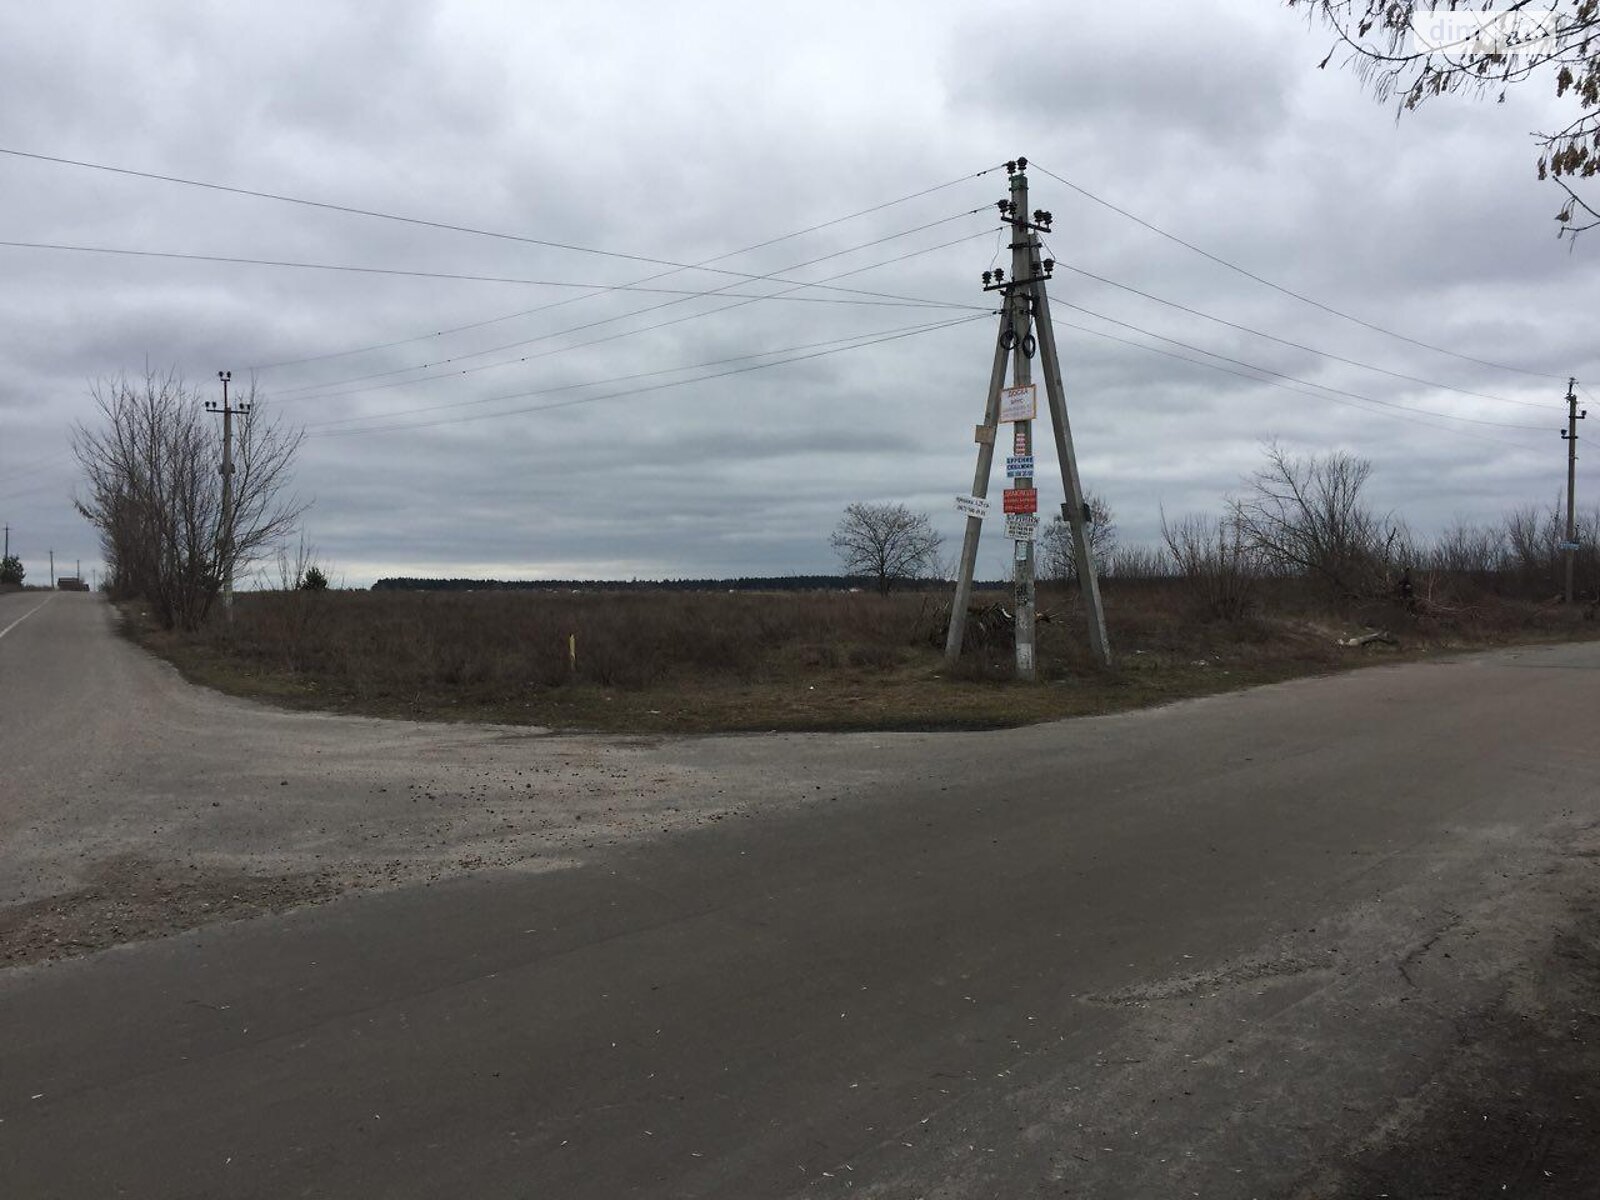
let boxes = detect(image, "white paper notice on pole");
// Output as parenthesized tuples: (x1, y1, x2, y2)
(1005, 454, 1034, 478)
(954, 494, 990, 519)
(1005, 513, 1039, 541)
(999, 384, 1037, 423)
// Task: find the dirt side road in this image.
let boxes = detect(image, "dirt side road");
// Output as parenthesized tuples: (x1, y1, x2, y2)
(0, 593, 885, 962)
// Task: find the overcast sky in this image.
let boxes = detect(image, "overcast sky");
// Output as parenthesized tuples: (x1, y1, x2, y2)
(2, 1, 1597, 587)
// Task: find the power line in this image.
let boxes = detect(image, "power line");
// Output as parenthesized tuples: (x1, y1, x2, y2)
(1052, 315, 1543, 452)
(310, 313, 989, 439)
(0, 470, 75, 505)
(1045, 255, 1557, 411)
(242, 163, 1007, 374)
(277, 224, 998, 404)
(1031, 160, 1566, 382)
(273, 214, 995, 398)
(0, 145, 1004, 312)
(304, 315, 981, 430)
(0, 237, 988, 311)
(1056, 299, 1553, 432)
(0, 449, 75, 486)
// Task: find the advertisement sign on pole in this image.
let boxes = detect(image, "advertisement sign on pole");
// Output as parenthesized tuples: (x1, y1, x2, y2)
(1005, 513, 1039, 540)
(954, 494, 991, 520)
(1002, 487, 1038, 515)
(999, 384, 1037, 423)
(1005, 454, 1034, 479)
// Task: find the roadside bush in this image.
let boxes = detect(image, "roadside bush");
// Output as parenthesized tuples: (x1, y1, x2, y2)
(1162, 512, 1257, 621)
(1230, 443, 1395, 599)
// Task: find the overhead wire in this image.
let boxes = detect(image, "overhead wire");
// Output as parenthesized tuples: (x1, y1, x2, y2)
(1030, 160, 1567, 382)
(243, 162, 1008, 372)
(0, 469, 76, 505)
(0, 237, 987, 311)
(277, 223, 999, 405)
(304, 314, 989, 430)
(0, 145, 1000, 331)
(1051, 316, 1544, 452)
(0, 449, 75, 486)
(2, 142, 1568, 461)
(310, 313, 990, 439)
(1041, 252, 1558, 411)
(1052, 299, 1554, 432)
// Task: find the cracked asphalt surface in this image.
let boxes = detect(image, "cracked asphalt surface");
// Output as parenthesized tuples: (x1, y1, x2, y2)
(2, 590, 1598, 1196)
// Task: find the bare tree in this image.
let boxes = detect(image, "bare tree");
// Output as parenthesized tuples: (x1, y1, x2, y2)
(829, 502, 943, 594)
(73, 370, 305, 630)
(1289, 0, 1600, 236)
(1162, 510, 1259, 620)
(1230, 443, 1394, 597)
(1039, 493, 1116, 584)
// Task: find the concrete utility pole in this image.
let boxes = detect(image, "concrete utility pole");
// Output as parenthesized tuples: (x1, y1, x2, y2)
(1562, 376, 1586, 604)
(3, 525, 9, 560)
(1007, 169, 1039, 681)
(49, 548, 54, 588)
(945, 157, 1112, 675)
(206, 370, 249, 622)
(944, 329, 1010, 661)
(1030, 241, 1110, 667)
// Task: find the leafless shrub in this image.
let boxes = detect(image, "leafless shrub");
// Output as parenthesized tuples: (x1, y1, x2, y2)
(1503, 501, 1600, 598)
(1428, 520, 1510, 577)
(1106, 544, 1176, 580)
(1504, 501, 1566, 592)
(73, 370, 304, 630)
(1161, 511, 1258, 621)
(1230, 443, 1395, 598)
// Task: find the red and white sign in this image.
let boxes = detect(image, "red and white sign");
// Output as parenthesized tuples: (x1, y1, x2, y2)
(1002, 487, 1038, 515)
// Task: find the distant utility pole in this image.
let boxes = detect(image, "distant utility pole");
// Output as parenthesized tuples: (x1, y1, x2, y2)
(945, 157, 1111, 675)
(49, 548, 54, 589)
(1562, 376, 1586, 604)
(3, 524, 9, 560)
(206, 370, 249, 622)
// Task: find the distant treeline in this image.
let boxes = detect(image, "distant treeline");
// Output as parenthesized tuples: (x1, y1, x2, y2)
(369, 575, 998, 593)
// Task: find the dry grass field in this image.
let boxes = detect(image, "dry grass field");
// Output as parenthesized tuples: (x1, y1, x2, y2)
(123, 577, 1600, 733)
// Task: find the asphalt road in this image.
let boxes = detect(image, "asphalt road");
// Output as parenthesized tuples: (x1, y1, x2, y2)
(2, 592, 1599, 1197)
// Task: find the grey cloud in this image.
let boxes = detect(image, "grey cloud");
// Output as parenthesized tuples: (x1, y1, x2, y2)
(1, 0, 1597, 589)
